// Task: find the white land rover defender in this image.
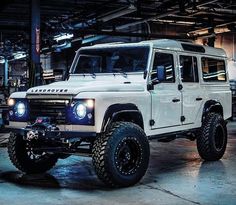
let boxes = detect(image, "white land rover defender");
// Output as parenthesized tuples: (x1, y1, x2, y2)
(7, 39, 231, 187)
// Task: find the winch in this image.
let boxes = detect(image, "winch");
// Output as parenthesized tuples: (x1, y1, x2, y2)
(24, 117, 59, 141)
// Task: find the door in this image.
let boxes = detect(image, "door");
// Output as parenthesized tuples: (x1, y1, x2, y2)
(179, 54, 204, 125)
(150, 50, 182, 129)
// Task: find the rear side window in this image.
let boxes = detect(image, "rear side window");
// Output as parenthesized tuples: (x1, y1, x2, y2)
(180, 55, 199, 82)
(151, 52, 175, 82)
(201, 57, 226, 82)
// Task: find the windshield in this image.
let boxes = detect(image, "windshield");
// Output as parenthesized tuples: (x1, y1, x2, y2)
(73, 46, 150, 74)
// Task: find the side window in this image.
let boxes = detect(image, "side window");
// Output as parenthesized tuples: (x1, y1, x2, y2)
(151, 52, 175, 82)
(201, 57, 226, 81)
(180, 55, 199, 82)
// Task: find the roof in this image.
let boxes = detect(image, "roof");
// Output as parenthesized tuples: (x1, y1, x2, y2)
(80, 39, 227, 58)
(145, 39, 227, 58)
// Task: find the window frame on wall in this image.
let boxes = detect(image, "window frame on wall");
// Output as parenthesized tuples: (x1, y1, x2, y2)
(201, 57, 227, 82)
(151, 51, 175, 83)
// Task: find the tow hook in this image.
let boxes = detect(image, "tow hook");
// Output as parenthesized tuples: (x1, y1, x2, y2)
(26, 130, 39, 141)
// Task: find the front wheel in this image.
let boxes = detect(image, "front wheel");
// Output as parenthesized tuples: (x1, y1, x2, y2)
(8, 133, 58, 174)
(197, 113, 227, 161)
(92, 122, 150, 187)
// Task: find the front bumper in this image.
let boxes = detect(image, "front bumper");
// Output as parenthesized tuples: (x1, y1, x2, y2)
(8, 120, 96, 156)
(8, 121, 96, 132)
(8, 121, 96, 141)
(12, 127, 96, 140)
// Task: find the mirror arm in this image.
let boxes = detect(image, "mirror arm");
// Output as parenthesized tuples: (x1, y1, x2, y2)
(147, 79, 159, 91)
(147, 83, 154, 91)
(152, 79, 159, 85)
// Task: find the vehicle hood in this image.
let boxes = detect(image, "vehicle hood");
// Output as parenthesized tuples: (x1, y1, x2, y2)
(26, 79, 145, 96)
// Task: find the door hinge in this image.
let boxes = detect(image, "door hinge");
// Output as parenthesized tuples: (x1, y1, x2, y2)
(181, 116, 185, 122)
(150, 119, 155, 126)
(178, 84, 183, 91)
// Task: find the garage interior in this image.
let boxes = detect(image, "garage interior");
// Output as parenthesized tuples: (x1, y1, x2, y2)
(0, 0, 236, 204)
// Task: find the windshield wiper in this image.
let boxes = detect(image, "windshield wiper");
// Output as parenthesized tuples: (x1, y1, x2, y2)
(112, 68, 128, 78)
(90, 72, 96, 79)
(80, 70, 96, 78)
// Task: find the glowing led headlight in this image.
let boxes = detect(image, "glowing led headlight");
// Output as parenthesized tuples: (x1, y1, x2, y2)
(67, 99, 94, 125)
(16, 102, 26, 117)
(8, 98, 15, 106)
(86, 99, 94, 108)
(75, 103, 87, 119)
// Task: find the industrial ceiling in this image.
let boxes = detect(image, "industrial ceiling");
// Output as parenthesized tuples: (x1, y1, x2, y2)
(0, 0, 235, 58)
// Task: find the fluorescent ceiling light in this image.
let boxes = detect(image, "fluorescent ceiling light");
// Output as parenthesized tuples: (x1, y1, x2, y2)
(0, 58, 5, 64)
(54, 33, 74, 42)
(14, 53, 27, 60)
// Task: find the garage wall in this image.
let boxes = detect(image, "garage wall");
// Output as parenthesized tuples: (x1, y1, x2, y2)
(196, 33, 236, 80)
(218, 33, 236, 80)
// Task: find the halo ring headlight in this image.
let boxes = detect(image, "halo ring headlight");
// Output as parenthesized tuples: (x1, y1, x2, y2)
(74, 103, 87, 119)
(16, 102, 26, 117)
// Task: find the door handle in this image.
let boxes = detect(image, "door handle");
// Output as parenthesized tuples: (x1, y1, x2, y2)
(172, 98, 180, 103)
(196, 97, 203, 101)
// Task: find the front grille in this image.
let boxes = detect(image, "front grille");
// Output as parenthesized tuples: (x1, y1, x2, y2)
(29, 99, 67, 124)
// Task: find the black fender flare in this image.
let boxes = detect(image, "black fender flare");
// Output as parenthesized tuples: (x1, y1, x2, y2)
(202, 100, 223, 122)
(101, 103, 144, 132)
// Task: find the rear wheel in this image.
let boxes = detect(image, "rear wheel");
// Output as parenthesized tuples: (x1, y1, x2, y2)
(197, 113, 227, 161)
(8, 133, 58, 174)
(92, 122, 150, 187)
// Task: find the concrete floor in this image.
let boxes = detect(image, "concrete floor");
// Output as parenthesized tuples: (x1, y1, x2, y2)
(0, 123, 236, 205)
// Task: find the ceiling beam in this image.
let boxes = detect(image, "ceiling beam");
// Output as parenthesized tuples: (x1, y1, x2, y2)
(73, 29, 191, 39)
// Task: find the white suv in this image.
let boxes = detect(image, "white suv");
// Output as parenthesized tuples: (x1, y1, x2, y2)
(7, 39, 232, 187)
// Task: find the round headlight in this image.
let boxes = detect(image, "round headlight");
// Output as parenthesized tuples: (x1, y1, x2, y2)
(16, 102, 26, 117)
(75, 103, 87, 119)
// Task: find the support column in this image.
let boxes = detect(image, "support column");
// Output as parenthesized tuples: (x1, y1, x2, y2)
(29, 0, 41, 87)
(207, 16, 215, 47)
(4, 58, 8, 87)
(207, 27, 215, 47)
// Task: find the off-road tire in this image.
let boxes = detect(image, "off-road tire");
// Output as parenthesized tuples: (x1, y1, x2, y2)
(92, 122, 150, 187)
(197, 113, 227, 161)
(8, 132, 58, 174)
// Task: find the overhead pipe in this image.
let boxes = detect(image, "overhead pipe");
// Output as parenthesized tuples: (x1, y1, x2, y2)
(102, 0, 221, 33)
(51, 0, 222, 40)
(72, 3, 137, 29)
(73, 29, 190, 39)
(97, 4, 137, 22)
(188, 20, 236, 37)
(197, 6, 236, 15)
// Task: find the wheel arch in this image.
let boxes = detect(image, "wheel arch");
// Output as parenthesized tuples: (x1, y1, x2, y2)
(101, 103, 144, 132)
(202, 100, 223, 122)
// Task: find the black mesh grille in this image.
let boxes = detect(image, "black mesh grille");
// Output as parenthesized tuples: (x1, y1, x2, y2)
(29, 99, 67, 124)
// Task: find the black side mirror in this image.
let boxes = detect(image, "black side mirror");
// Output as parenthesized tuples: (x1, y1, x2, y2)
(156, 65, 166, 82)
(148, 65, 166, 90)
(151, 66, 166, 85)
